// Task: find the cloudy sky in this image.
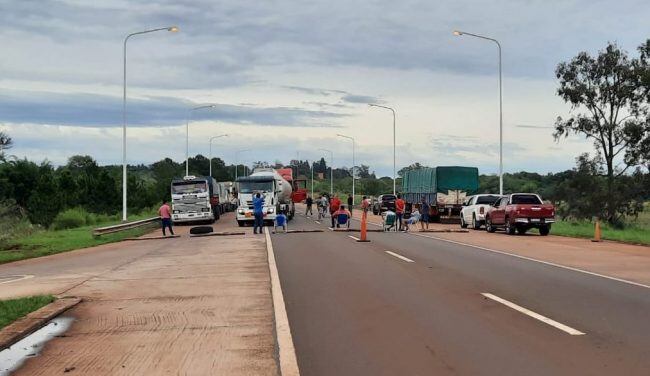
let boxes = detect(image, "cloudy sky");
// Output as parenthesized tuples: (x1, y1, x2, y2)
(1, 0, 649, 177)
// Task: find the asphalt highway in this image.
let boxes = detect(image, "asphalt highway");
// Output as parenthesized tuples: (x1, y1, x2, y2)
(271, 212, 650, 376)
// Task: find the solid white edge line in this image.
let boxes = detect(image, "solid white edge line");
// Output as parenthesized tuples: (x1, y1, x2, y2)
(350, 216, 650, 290)
(0, 274, 34, 285)
(482, 293, 585, 336)
(385, 251, 415, 263)
(265, 227, 300, 376)
(348, 235, 360, 241)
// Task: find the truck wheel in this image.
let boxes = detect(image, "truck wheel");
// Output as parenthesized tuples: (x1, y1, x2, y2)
(237, 221, 245, 227)
(539, 225, 550, 236)
(516, 226, 527, 235)
(486, 217, 496, 233)
(472, 215, 481, 230)
(505, 219, 516, 235)
(460, 216, 468, 228)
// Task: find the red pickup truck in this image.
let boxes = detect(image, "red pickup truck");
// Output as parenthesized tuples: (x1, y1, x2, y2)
(485, 193, 555, 235)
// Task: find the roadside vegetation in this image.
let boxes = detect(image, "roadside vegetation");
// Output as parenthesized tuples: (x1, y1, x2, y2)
(0, 295, 54, 329)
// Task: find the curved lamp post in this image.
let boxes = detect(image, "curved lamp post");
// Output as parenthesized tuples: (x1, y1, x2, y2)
(453, 30, 503, 195)
(122, 25, 178, 221)
(368, 104, 396, 195)
(208, 134, 228, 178)
(186, 104, 216, 176)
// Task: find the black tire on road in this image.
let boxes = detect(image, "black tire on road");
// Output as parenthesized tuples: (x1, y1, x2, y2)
(486, 217, 496, 233)
(190, 226, 214, 235)
(237, 221, 245, 227)
(505, 219, 516, 235)
(472, 214, 481, 230)
(539, 225, 550, 236)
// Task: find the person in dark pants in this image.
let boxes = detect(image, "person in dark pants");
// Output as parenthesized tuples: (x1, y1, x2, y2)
(158, 200, 174, 236)
(347, 194, 353, 215)
(253, 192, 265, 234)
(306, 195, 313, 216)
(395, 193, 405, 231)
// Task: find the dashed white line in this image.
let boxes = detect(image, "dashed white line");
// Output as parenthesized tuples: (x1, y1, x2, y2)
(481, 293, 585, 336)
(348, 235, 360, 241)
(385, 251, 414, 263)
(0, 274, 34, 285)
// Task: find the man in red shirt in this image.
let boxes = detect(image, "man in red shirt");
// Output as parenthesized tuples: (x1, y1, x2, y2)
(158, 200, 174, 236)
(329, 194, 341, 228)
(395, 194, 405, 231)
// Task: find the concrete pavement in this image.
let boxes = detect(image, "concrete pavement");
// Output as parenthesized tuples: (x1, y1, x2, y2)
(1, 215, 280, 375)
(272, 212, 650, 375)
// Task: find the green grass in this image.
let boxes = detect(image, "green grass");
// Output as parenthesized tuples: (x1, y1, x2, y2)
(551, 220, 650, 246)
(0, 295, 55, 329)
(0, 212, 159, 265)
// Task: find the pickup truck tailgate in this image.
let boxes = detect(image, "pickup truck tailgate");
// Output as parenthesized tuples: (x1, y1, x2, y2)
(515, 204, 554, 218)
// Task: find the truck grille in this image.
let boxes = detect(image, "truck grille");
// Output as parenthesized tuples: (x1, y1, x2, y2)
(173, 199, 207, 212)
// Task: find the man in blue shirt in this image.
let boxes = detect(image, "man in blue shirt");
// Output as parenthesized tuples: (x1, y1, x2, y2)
(253, 192, 265, 234)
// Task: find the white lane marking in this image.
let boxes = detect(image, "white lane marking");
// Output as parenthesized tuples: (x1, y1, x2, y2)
(264, 228, 300, 376)
(411, 232, 650, 290)
(481, 293, 585, 336)
(385, 251, 415, 263)
(314, 221, 321, 224)
(353, 215, 650, 290)
(0, 274, 34, 285)
(348, 235, 360, 241)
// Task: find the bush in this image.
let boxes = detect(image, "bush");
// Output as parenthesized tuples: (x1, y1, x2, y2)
(0, 199, 34, 250)
(51, 207, 88, 230)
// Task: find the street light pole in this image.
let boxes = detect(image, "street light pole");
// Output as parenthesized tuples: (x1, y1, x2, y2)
(122, 25, 178, 222)
(369, 104, 396, 195)
(318, 148, 333, 196)
(336, 134, 355, 205)
(186, 104, 216, 177)
(453, 30, 503, 195)
(209, 134, 228, 178)
(235, 149, 251, 180)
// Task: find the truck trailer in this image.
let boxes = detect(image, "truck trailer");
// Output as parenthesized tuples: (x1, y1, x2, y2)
(402, 166, 479, 222)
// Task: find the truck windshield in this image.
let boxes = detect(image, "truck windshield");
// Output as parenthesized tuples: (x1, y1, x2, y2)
(172, 181, 207, 194)
(476, 195, 500, 205)
(511, 194, 542, 205)
(239, 181, 274, 193)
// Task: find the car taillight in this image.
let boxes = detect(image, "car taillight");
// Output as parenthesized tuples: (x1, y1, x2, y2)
(479, 207, 484, 214)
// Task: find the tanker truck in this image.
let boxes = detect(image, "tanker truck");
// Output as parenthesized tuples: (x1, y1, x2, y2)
(235, 168, 296, 227)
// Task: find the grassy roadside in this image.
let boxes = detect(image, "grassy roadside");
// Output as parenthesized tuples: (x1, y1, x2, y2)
(550, 220, 650, 246)
(0, 295, 55, 329)
(0, 214, 159, 265)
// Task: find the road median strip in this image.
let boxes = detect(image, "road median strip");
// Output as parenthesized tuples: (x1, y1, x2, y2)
(0, 297, 81, 351)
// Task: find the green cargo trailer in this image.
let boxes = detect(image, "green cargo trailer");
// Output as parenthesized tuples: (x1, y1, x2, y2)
(402, 166, 479, 222)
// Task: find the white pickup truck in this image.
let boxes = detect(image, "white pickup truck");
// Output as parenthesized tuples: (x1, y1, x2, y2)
(460, 194, 501, 229)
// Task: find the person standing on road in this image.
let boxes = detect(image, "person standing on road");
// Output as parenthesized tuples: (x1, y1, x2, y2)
(330, 194, 341, 228)
(420, 196, 430, 231)
(158, 200, 174, 236)
(361, 195, 370, 214)
(306, 195, 313, 216)
(395, 193, 405, 231)
(253, 192, 265, 234)
(347, 194, 353, 215)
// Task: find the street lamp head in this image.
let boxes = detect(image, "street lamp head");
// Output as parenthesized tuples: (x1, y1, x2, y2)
(168, 26, 179, 32)
(453, 30, 463, 36)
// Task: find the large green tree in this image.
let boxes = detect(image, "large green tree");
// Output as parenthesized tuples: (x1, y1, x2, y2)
(554, 41, 650, 222)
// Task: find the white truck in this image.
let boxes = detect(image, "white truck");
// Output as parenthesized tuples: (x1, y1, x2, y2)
(460, 194, 501, 229)
(235, 168, 295, 227)
(170, 176, 221, 224)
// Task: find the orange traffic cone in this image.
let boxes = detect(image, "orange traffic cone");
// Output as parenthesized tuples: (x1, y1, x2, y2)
(591, 220, 602, 242)
(358, 210, 370, 242)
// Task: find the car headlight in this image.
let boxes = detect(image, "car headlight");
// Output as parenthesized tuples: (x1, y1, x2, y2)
(267, 207, 275, 213)
(238, 209, 245, 214)
(173, 210, 180, 214)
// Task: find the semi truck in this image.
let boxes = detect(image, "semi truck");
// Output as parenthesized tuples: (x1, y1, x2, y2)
(402, 166, 479, 222)
(170, 175, 221, 224)
(235, 168, 296, 227)
(276, 168, 308, 203)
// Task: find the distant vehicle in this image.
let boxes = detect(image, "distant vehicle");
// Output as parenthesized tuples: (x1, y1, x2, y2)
(216, 181, 237, 213)
(235, 168, 296, 227)
(485, 193, 555, 236)
(170, 176, 221, 224)
(372, 194, 396, 215)
(460, 194, 502, 229)
(402, 166, 479, 222)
